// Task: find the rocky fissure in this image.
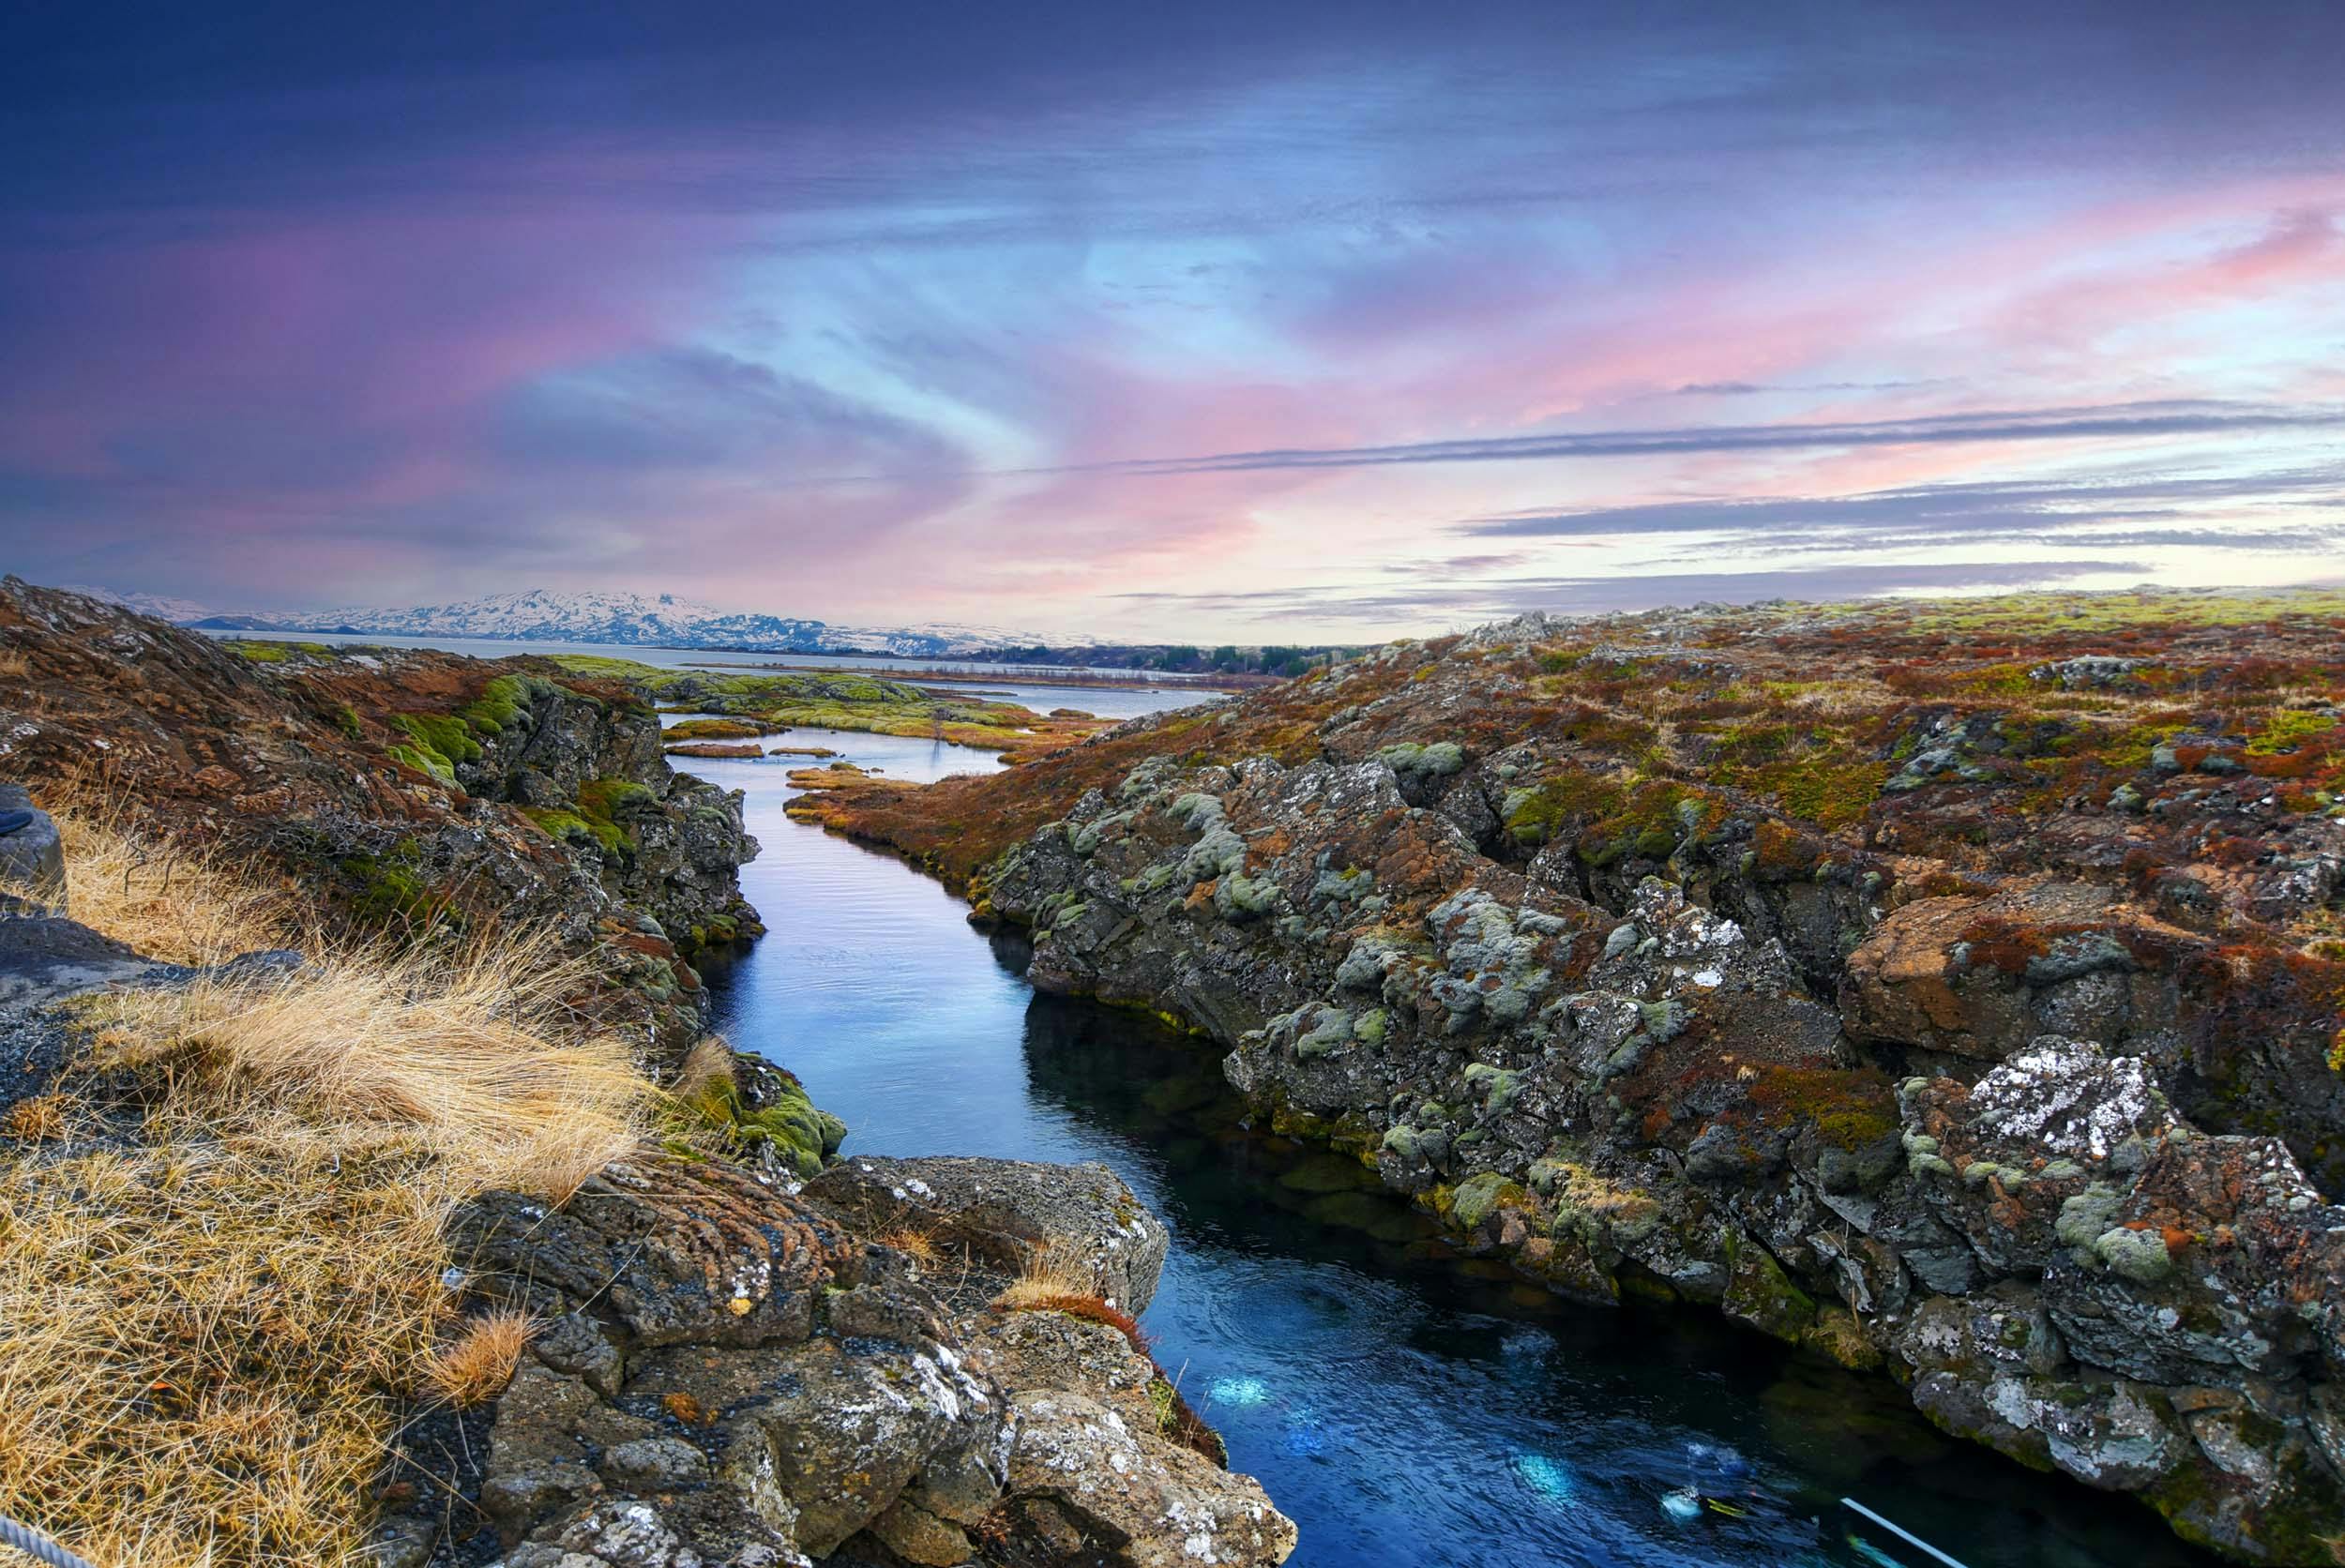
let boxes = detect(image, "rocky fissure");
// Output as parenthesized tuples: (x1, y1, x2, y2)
(795, 604, 2345, 1561)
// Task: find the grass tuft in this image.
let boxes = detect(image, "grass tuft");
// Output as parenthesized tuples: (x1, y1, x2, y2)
(419, 1310, 537, 1408)
(875, 1226, 941, 1266)
(96, 931, 649, 1200)
(990, 1244, 1106, 1311)
(48, 788, 295, 966)
(1, 1094, 68, 1143)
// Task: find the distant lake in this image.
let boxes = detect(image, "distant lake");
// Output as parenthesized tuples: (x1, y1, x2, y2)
(200, 627, 1220, 722)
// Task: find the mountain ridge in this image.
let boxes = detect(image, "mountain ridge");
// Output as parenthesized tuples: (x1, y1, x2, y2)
(75, 583, 1083, 656)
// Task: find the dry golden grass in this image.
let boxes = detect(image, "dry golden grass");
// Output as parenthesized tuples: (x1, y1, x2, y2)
(0, 646, 27, 683)
(419, 1310, 537, 1408)
(0, 1143, 447, 1566)
(876, 1225, 941, 1266)
(0, 1094, 67, 1143)
(657, 1034, 750, 1159)
(1772, 677, 1896, 719)
(99, 930, 649, 1199)
(672, 1033, 736, 1104)
(988, 1244, 1151, 1356)
(0, 808, 657, 1566)
(45, 787, 295, 966)
(990, 1243, 1102, 1310)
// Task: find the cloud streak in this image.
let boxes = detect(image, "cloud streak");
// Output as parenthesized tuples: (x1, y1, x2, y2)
(1457, 462, 2345, 541)
(1021, 402, 2345, 482)
(1107, 559, 2146, 627)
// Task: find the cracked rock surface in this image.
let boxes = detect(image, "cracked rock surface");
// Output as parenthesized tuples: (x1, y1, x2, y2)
(411, 1153, 1290, 1568)
(792, 604, 2345, 1560)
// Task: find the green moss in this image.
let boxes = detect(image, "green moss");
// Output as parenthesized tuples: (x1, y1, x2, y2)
(1706, 718, 1887, 829)
(2091, 1225, 2173, 1283)
(521, 807, 625, 855)
(1577, 780, 1709, 866)
(1372, 740, 1466, 778)
(458, 673, 542, 734)
(663, 716, 764, 740)
(228, 639, 334, 663)
(1146, 1376, 1179, 1434)
(338, 842, 457, 932)
(578, 776, 654, 817)
(1215, 870, 1283, 919)
(1722, 1231, 1819, 1341)
(1502, 770, 1628, 846)
(390, 713, 482, 786)
(1960, 663, 2035, 697)
(332, 703, 363, 740)
(1746, 1065, 1899, 1151)
(386, 743, 455, 787)
(1448, 1170, 1533, 1231)
(2247, 708, 2335, 756)
(1774, 759, 1888, 829)
(2094, 721, 2184, 770)
(679, 1058, 848, 1178)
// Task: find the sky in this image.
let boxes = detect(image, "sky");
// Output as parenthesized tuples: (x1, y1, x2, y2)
(1, 0, 2341, 640)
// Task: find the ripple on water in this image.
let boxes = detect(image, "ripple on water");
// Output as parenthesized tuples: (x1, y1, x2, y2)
(1197, 1258, 1425, 1364)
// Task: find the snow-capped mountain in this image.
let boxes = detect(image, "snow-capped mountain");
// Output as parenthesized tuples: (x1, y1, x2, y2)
(61, 583, 216, 625)
(289, 589, 817, 648)
(70, 582, 1087, 655)
(265, 589, 1069, 656)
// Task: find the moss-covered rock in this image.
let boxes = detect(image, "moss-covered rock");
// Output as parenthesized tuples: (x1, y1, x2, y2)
(1447, 1170, 1532, 1232)
(679, 1052, 848, 1178)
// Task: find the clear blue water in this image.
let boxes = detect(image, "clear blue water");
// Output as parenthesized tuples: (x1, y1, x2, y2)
(679, 728, 2213, 1568)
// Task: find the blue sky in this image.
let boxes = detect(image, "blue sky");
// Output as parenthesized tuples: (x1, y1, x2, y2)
(1, 1, 2340, 636)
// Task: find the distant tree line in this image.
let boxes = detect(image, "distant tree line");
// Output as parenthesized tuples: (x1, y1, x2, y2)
(974, 642, 1356, 677)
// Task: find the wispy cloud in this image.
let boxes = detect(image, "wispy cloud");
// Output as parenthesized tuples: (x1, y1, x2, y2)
(1672, 379, 1951, 396)
(1025, 402, 2345, 481)
(1457, 462, 2345, 541)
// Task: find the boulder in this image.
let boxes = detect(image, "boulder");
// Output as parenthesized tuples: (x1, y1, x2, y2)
(0, 784, 65, 917)
(1005, 1390, 1297, 1568)
(807, 1154, 1171, 1313)
(430, 1150, 1286, 1567)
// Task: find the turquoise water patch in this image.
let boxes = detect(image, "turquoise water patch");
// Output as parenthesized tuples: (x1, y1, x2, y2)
(1209, 1375, 1270, 1407)
(1511, 1453, 1577, 1501)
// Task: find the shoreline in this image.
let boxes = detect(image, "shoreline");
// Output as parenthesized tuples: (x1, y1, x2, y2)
(685, 657, 1271, 694)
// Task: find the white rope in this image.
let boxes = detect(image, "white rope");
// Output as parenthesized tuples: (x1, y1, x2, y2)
(0, 1515, 100, 1568)
(1841, 1498, 1972, 1568)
